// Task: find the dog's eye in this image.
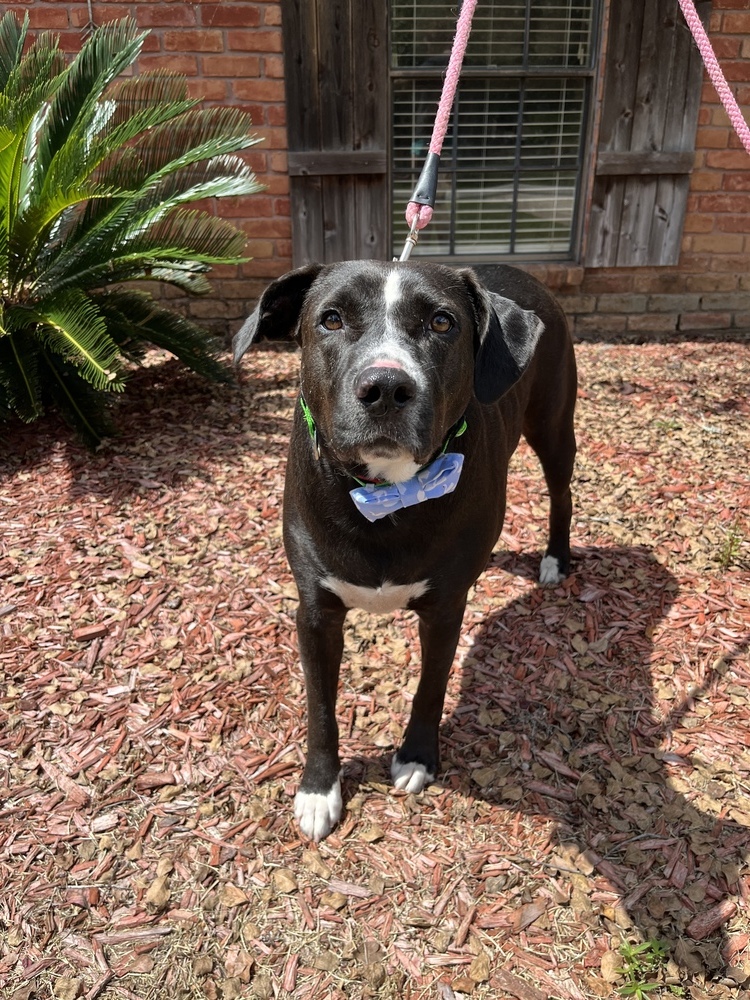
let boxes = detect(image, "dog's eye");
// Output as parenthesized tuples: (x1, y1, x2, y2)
(321, 310, 343, 331)
(429, 312, 454, 334)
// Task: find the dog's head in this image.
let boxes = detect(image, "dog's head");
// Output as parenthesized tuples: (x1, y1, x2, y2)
(233, 261, 544, 482)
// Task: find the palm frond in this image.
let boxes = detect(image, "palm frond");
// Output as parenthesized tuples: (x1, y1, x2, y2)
(97, 106, 261, 194)
(41, 348, 114, 445)
(35, 208, 248, 296)
(105, 69, 196, 124)
(27, 289, 125, 391)
(0, 10, 28, 92)
(35, 17, 145, 181)
(2, 34, 66, 110)
(0, 329, 43, 421)
(93, 289, 232, 382)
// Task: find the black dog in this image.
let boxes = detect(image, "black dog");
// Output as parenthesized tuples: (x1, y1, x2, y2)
(234, 261, 577, 841)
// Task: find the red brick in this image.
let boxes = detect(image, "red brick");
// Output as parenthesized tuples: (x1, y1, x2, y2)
(684, 273, 738, 293)
(580, 272, 635, 294)
(241, 103, 265, 123)
(232, 78, 285, 102)
(690, 172, 723, 192)
(678, 311, 732, 330)
(251, 125, 287, 150)
(201, 54, 261, 76)
(29, 6, 70, 28)
(694, 192, 750, 213)
(137, 8, 197, 27)
(267, 105, 286, 127)
(69, 6, 130, 26)
(164, 30, 224, 51)
(186, 79, 230, 102)
(241, 240, 275, 258)
(241, 218, 291, 238)
(260, 176, 290, 196)
(722, 173, 750, 191)
(240, 258, 290, 278)
(200, 4, 262, 28)
(632, 271, 685, 294)
(710, 253, 750, 271)
(264, 55, 285, 78)
(263, 5, 282, 27)
(574, 314, 628, 334)
(722, 12, 750, 33)
(626, 313, 678, 333)
(705, 149, 750, 170)
(692, 232, 744, 253)
(683, 214, 716, 233)
(226, 29, 282, 52)
(243, 151, 269, 173)
(712, 36, 742, 58)
(695, 128, 729, 149)
(138, 54, 199, 75)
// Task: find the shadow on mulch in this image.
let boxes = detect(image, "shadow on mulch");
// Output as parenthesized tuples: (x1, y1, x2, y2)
(3, 359, 296, 501)
(441, 544, 750, 980)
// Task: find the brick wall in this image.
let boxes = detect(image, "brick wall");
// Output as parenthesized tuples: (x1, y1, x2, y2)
(21, 0, 290, 337)
(19, 1, 750, 339)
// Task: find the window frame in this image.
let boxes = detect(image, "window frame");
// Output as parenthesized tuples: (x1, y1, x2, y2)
(387, 0, 605, 264)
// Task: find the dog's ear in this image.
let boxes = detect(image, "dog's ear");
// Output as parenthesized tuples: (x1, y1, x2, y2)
(233, 263, 324, 364)
(458, 268, 545, 405)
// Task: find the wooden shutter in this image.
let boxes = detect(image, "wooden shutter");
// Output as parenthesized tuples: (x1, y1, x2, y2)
(281, 0, 389, 266)
(585, 0, 710, 267)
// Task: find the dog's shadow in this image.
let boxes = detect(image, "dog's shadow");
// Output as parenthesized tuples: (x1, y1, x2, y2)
(348, 545, 749, 981)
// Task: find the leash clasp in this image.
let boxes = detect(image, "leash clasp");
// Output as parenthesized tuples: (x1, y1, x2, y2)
(398, 216, 420, 262)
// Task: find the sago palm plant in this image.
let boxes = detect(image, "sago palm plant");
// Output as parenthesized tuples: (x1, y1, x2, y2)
(0, 12, 263, 444)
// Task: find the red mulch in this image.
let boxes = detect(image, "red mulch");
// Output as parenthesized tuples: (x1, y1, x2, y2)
(1, 340, 749, 1000)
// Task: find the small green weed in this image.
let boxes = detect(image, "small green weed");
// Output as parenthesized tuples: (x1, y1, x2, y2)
(616, 939, 684, 999)
(718, 517, 744, 571)
(654, 418, 682, 432)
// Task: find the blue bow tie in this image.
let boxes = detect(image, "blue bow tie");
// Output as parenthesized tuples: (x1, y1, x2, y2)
(349, 452, 464, 522)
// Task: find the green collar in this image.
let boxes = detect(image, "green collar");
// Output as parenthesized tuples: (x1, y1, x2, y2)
(298, 396, 467, 485)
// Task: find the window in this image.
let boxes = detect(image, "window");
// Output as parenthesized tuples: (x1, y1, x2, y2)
(390, 1, 600, 259)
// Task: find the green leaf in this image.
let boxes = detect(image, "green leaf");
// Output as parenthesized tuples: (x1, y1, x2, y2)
(41, 348, 113, 446)
(93, 289, 231, 383)
(28, 290, 124, 390)
(0, 331, 43, 421)
(0, 10, 28, 92)
(35, 17, 145, 180)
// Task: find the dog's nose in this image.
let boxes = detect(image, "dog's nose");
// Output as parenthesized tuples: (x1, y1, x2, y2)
(355, 365, 416, 416)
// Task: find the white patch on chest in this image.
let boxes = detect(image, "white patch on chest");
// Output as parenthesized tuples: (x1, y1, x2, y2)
(321, 575, 429, 613)
(359, 449, 421, 484)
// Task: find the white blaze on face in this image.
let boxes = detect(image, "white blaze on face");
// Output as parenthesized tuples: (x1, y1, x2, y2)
(356, 269, 424, 479)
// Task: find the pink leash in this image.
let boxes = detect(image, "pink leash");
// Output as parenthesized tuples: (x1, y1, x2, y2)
(399, 0, 478, 261)
(678, 0, 750, 155)
(399, 0, 749, 263)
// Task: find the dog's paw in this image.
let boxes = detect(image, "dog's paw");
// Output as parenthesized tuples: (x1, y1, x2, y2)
(294, 781, 342, 842)
(391, 756, 434, 794)
(539, 554, 565, 586)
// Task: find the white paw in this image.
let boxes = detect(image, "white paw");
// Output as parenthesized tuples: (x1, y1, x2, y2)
(294, 780, 342, 842)
(539, 554, 564, 586)
(391, 757, 434, 793)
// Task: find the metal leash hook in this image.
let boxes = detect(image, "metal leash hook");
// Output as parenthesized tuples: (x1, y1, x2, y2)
(398, 216, 421, 262)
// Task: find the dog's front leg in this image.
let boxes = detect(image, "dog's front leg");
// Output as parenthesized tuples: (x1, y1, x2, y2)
(392, 599, 466, 794)
(293, 595, 347, 841)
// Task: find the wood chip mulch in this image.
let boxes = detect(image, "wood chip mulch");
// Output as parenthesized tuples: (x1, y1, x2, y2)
(1, 339, 749, 1000)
